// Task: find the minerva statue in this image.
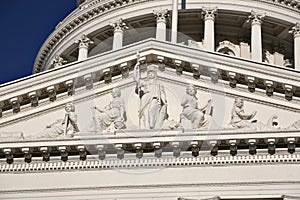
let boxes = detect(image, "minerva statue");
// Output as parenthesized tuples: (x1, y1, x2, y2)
(180, 85, 212, 129)
(94, 88, 127, 131)
(134, 64, 168, 129)
(35, 103, 79, 139)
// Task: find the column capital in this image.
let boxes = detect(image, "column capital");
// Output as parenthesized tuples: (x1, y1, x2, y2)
(289, 23, 300, 38)
(153, 9, 169, 23)
(75, 34, 94, 49)
(201, 7, 218, 21)
(109, 18, 128, 33)
(247, 10, 265, 25)
(51, 55, 67, 68)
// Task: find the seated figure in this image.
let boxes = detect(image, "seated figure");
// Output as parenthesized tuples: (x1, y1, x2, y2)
(35, 103, 79, 139)
(94, 88, 127, 131)
(229, 98, 256, 130)
(180, 85, 212, 129)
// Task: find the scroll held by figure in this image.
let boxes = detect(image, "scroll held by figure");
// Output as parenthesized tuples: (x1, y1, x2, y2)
(94, 88, 127, 131)
(134, 64, 168, 129)
(35, 103, 79, 139)
(180, 85, 212, 129)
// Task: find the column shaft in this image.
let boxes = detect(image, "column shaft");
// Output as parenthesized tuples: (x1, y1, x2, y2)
(113, 30, 123, 50)
(78, 46, 88, 61)
(171, 0, 178, 43)
(157, 20, 167, 41)
(289, 23, 300, 70)
(295, 35, 300, 70)
(204, 18, 215, 51)
(251, 22, 262, 61)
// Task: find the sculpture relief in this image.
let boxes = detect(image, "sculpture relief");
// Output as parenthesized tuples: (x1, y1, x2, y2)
(94, 88, 127, 131)
(255, 115, 280, 131)
(5, 81, 300, 139)
(180, 85, 212, 129)
(285, 119, 300, 130)
(35, 103, 79, 139)
(0, 131, 24, 141)
(134, 64, 168, 129)
(228, 98, 257, 130)
(228, 98, 281, 131)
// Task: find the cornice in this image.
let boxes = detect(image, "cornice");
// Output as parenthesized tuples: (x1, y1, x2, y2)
(0, 150, 300, 173)
(0, 128, 299, 168)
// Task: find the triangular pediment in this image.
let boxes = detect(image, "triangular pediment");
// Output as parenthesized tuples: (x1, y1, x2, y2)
(1, 40, 300, 141)
(1, 64, 300, 141)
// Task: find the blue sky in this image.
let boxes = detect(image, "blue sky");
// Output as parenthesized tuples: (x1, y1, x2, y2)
(0, 1, 76, 85)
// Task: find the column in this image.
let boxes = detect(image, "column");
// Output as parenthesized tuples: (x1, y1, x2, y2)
(289, 23, 300, 70)
(154, 9, 169, 41)
(110, 18, 127, 50)
(75, 34, 94, 61)
(248, 10, 265, 62)
(202, 7, 217, 51)
(171, 0, 178, 43)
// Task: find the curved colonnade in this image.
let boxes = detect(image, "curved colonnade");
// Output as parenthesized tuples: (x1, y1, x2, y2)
(34, 0, 300, 73)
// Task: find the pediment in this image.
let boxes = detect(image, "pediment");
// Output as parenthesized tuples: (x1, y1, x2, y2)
(1, 62, 300, 141)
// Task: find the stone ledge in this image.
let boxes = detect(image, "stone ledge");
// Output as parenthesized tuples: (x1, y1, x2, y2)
(0, 151, 299, 173)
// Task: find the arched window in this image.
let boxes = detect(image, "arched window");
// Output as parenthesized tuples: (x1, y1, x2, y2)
(216, 40, 239, 57)
(217, 47, 235, 56)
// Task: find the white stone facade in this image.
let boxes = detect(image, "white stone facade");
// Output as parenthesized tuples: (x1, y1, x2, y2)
(1, 0, 300, 199)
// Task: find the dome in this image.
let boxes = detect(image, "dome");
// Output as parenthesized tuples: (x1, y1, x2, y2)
(33, 0, 300, 73)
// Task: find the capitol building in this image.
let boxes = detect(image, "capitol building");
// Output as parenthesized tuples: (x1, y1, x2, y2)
(0, 0, 300, 199)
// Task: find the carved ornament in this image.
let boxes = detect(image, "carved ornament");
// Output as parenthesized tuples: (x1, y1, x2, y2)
(109, 18, 128, 33)
(51, 55, 67, 68)
(75, 34, 94, 48)
(153, 9, 169, 23)
(247, 10, 265, 25)
(289, 23, 300, 38)
(201, 7, 217, 21)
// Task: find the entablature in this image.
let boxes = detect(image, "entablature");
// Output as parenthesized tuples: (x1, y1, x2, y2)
(0, 129, 299, 167)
